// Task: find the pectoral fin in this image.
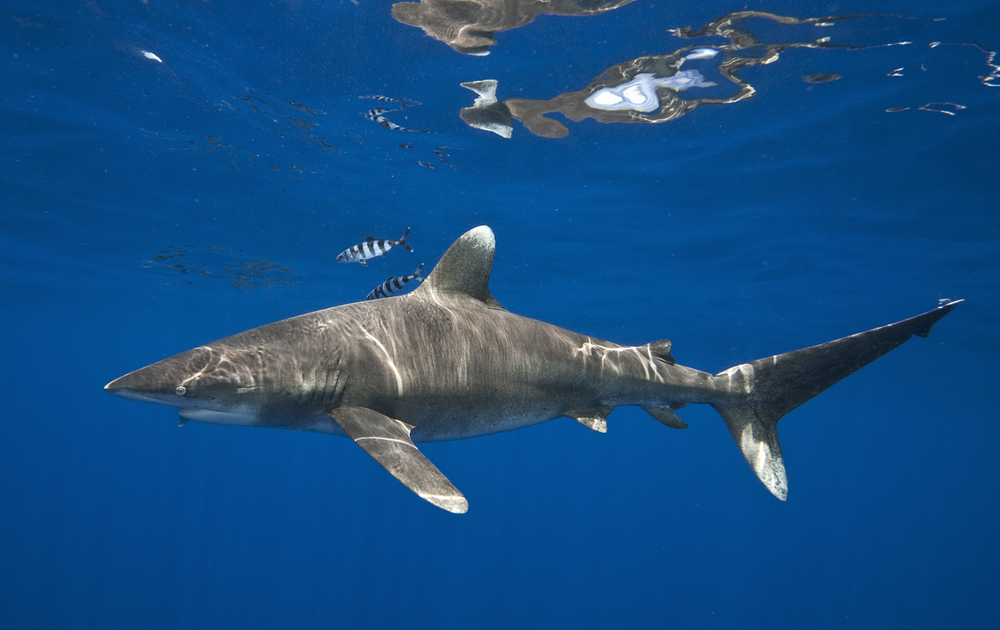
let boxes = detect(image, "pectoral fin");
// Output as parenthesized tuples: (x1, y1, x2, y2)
(329, 406, 468, 514)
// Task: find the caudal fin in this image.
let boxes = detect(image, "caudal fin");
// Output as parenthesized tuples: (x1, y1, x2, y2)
(398, 227, 413, 252)
(711, 300, 961, 501)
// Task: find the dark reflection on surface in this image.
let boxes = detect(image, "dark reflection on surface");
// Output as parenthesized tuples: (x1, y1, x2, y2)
(145, 245, 298, 292)
(148, 92, 337, 175)
(391, 0, 635, 55)
(492, 12, 865, 138)
(803, 73, 841, 83)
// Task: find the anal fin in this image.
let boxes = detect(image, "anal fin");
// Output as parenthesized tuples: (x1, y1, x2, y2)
(329, 407, 468, 514)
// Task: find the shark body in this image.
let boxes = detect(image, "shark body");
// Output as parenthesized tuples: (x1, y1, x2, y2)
(106, 226, 960, 513)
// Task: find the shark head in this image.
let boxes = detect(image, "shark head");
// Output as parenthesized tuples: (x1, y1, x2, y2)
(105, 344, 265, 421)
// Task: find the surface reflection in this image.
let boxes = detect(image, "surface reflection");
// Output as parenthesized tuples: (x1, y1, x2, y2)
(391, 0, 635, 55)
(470, 12, 867, 138)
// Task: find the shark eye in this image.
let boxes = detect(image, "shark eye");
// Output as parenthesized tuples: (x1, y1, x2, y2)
(175, 386, 187, 396)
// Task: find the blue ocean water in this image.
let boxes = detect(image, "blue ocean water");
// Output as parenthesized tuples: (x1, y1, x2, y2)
(2, 0, 998, 627)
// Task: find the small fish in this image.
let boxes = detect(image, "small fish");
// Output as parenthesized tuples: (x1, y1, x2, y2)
(365, 106, 407, 130)
(360, 95, 421, 106)
(364, 107, 434, 133)
(366, 264, 425, 300)
(337, 228, 413, 266)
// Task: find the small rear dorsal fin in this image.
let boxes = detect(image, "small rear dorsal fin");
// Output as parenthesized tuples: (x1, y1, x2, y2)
(414, 226, 505, 309)
(647, 339, 675, 364)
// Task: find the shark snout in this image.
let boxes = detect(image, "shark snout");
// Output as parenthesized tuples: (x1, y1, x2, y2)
(104, 372, 174, 405)
(105, 372, 140, 397)
(104, 356, 195, 406)
(104, 372, 138, 393)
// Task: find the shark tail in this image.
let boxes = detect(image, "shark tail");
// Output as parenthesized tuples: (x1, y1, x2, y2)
(710, 300, 961, 500)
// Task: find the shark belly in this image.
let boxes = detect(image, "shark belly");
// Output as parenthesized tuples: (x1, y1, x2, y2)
(391, 390, 572, 442)
(335, 300, 689, 442)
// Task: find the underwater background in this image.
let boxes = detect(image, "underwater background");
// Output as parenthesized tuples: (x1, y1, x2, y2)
(2, 0, 998, 627)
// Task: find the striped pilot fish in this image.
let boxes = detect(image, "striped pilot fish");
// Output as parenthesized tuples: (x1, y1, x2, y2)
(366, 263, 424, 300)
(336, 227, 412, 266)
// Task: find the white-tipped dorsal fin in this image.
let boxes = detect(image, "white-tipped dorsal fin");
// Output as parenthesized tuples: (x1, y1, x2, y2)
(414, 225, 505, 309)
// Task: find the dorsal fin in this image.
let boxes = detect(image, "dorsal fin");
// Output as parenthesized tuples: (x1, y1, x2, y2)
(414, 226, 504, 309)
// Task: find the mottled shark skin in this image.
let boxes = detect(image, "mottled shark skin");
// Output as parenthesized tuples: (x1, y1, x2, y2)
(106, 226, 961, 513)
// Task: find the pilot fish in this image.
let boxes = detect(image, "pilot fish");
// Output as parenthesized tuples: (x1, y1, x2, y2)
(336, 227, 412, 266)
(366, 263, 424, 300)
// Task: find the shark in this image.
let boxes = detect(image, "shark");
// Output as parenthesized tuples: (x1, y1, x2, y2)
(105, 226, 960, 513)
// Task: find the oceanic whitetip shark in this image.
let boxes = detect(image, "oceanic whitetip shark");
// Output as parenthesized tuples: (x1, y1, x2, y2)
(105, 226, 960, 513)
